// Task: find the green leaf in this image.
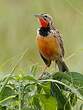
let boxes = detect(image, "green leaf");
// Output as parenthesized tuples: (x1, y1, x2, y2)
(22, 75, 38, 83)
(37, 84, 42, 94)
(42, 82, 51, 96)
(0, 95, 16, 104)
(52, 72, 71, 82)
(0, 86, 15, 101)
(69, 93, 77, 107)
(51, 82, 71, 110)
(0, 105, 6, 110)
(39, 94, 57, 110)
(53, 72, 83, 96)
(33, 96, 41, 110)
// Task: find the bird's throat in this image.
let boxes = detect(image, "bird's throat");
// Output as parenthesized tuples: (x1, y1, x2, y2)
(39, 27, 50, 36)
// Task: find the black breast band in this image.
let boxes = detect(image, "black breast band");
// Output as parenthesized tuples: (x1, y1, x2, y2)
(39, 27, 50, 36)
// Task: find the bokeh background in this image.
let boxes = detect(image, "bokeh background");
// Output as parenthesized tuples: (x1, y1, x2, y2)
(0, 0, 83, 73)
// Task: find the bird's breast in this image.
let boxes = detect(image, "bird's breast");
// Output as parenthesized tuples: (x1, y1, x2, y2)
(36, 35, 61, 60)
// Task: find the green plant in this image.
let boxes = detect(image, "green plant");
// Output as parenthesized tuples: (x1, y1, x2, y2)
(0, 67, 83, 110)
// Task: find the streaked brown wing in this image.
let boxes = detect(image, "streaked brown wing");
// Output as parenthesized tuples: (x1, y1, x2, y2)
(50, 23, 64, 57)
(55, 30, 64, 57)
(52, 30, 64, 57)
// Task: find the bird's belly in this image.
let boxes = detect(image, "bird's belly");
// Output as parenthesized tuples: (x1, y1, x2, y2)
(37, 36, 61, 60)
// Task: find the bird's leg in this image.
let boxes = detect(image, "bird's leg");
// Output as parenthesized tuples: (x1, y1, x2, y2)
(54, 60, 57, 72)
(38, 65, 48, 80)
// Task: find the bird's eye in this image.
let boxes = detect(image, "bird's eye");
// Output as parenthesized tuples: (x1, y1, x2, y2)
(44, 15, 47, 18)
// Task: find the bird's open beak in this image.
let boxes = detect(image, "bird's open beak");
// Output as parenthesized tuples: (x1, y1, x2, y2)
(34, 14, 43, 18)
(34, 14, 48, 28)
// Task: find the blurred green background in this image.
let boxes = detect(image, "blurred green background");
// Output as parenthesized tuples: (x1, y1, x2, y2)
(0, 0, 83, 73)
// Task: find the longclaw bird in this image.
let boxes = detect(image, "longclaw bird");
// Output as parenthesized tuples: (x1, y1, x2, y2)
(34, 13, 69, 78)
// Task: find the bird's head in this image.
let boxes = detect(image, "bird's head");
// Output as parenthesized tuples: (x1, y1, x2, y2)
(34, 13, 53, 28)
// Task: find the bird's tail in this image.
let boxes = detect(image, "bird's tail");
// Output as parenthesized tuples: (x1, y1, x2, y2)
(56, 59, 69, 72)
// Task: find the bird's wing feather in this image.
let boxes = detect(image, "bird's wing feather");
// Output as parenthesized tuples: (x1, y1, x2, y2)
(40, 52, 51, 67)
(51, 28, 64, 57)
(55, 29, 64, 57)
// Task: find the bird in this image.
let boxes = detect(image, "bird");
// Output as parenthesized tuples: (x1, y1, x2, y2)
(34, 13, 69, 78)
